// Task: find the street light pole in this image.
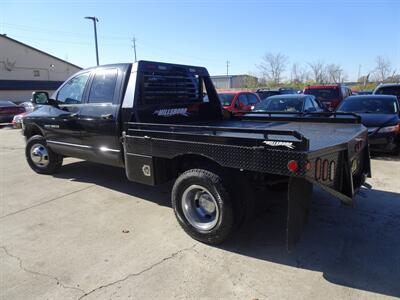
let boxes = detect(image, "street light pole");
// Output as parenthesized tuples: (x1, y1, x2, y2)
(85, 16, 99, 66)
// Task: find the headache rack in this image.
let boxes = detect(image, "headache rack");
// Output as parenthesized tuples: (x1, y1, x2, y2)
(125, 122, 310, 151)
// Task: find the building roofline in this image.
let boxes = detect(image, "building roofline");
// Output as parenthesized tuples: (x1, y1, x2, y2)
(1, 34, 82, 70)
(211, 75, 256, 79)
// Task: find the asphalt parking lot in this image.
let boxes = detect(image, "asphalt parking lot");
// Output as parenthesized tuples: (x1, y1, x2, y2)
(1, 128, 399, 300)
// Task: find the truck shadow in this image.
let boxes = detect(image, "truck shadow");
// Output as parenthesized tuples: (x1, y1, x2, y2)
(223, 187, 400, 298)
(55, 160, 400, 298)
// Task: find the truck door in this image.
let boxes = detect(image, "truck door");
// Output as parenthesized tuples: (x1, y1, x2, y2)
(46, 72, 91, 146)
(78, 68, 122, 167)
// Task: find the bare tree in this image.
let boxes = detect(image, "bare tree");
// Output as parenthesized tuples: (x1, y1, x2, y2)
(291, 62, 309, 83)
(326, 63, 346, 83)
(373, 56, 393, 82)
(257, 52, 288, 85)
(308, 61, 327, 84)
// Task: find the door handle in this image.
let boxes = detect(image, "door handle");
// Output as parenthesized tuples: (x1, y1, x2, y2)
(101, 114, 114, 120)
(69, 113, 78, 118)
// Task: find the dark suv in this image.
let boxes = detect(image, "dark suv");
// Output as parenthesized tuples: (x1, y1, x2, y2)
(304, 84, 352, 111)
(256, 87, 297, 101)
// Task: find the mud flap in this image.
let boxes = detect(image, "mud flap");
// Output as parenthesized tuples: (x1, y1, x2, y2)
(287, 177, 313, 252)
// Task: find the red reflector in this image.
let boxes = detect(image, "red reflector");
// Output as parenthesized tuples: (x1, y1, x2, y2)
(315, 158, 321, 180)
(323, 160, 329, 181)
(287, 160, 298, 172)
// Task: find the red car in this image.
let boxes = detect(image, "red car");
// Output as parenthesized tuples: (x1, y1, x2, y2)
(0, 100, 25, 126)
(303, 84, 352, 111)
(218, 91, 260, 114)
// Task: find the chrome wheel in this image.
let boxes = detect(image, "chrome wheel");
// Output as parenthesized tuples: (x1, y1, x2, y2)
(181, 185, 219, 231)
(30, 143, 49, 168)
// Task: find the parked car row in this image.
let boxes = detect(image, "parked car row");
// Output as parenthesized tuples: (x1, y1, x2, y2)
(218, 83, 400, 154)
(0, 100, 26, 127)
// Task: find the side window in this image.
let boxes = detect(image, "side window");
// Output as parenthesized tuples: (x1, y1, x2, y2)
(247, 94, 259, 105)
(88, 69, 118, 103)
(341, 87, 347, 98)
(304, 98, 315, 111)
(311, 98, 321, 109)
(57, 73, 90, 104)
(237, 94, 248, 107)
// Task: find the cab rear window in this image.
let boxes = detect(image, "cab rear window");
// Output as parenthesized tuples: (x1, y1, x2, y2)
(140, 71, 203, 105)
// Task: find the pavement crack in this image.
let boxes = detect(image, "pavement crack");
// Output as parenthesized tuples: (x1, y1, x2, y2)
(0, 185, 96, 219)
(0, 246, 85, 294)
(78, 244, 197, 300)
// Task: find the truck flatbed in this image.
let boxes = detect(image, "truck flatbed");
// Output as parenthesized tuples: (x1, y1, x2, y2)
(190, 120, 366, 152)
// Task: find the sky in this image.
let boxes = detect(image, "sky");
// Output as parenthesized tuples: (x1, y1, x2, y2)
(1, 0, 399, 81)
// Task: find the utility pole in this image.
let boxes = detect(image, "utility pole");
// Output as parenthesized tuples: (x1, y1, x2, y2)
(84, 16, 99, 66)
(226, 60, 230, 76)
(357, 64, 361, 82)
(132, 37, 137, 62)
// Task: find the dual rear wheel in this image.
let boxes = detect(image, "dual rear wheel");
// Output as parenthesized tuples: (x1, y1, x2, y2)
(172, 168, 251, 245)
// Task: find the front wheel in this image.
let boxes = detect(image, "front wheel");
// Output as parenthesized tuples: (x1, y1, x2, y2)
(25, 135, 63, 174)
(172, 169, 235, 245)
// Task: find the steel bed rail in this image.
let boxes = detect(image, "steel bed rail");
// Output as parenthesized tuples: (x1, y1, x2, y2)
(126, 122, 310, 151)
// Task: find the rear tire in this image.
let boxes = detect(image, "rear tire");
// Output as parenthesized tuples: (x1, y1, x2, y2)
(172, 169, 235, 245)
(25, 135, 63, 174)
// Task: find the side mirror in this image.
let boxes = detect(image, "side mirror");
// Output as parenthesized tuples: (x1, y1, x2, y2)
(32, 91, 49, 105)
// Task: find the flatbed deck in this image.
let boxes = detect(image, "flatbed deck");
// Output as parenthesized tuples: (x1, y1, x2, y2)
(198, 120, 366, 152)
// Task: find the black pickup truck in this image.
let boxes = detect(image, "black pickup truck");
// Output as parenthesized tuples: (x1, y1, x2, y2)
(22, 61, 371, 250)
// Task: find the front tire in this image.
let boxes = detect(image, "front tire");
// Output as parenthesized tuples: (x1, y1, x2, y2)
(25, 135, 63, 174)
(172, 169, 235, 245)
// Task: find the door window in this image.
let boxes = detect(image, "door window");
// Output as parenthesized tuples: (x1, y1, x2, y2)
(88, 69, 118, 103)
(304, 98, 315, 111)
(311, 98, 322, 110)
(57, 73, 90, 104)
(247, 94, 259, 105)
(237, 94, 248, 107)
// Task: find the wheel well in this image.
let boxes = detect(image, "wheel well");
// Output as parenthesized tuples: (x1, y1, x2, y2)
(172, 154, 222, 174)
(25, 125, 43, 139)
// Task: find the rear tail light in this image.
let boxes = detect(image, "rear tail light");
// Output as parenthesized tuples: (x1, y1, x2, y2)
(329, 161, 335, 181)
(322, 160, 329, 181)
(287, 160, 298, 172)
(315, 158, 335, 182)
(315, 158, 321, 179)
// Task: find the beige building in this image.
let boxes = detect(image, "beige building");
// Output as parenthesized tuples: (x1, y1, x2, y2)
(0, 35, 81, 103)
(211, 75, 258, 90)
